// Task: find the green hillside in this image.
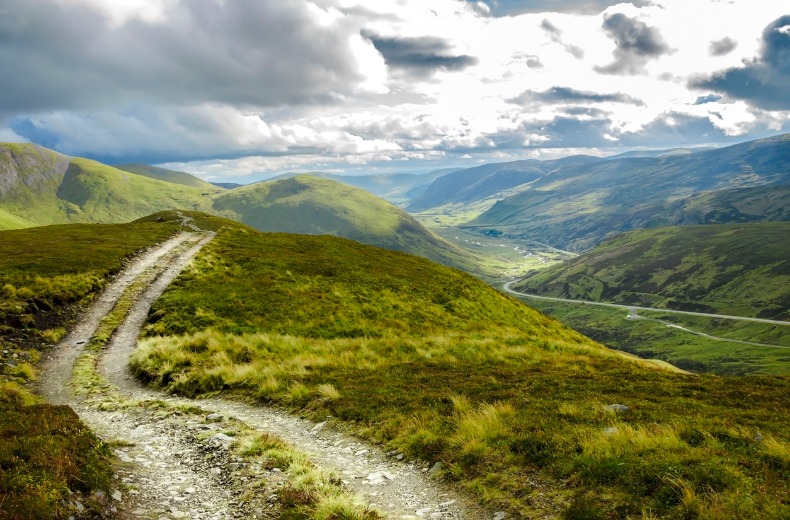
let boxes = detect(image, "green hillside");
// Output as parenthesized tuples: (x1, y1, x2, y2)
(116, 163, 222, 191)
(0, 145, 483, 275)
(470, 133, 790, 251)
(131, 226, 790, 519)
(515, 222, 790, 317)
(271, 168, 454, 205)
(0, 143, 213, 226)
(513, 222, 790, 374)
(212, 175, 481, 272)
(407, 156, 601, 212)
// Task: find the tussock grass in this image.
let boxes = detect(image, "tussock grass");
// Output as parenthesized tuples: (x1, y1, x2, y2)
(131, 229, 790, 518)
(236, 431, 380, 519)
(0, 213, 243, 520)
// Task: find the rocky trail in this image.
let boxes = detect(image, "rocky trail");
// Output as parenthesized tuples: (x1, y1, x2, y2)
(39, 230, 496, 520)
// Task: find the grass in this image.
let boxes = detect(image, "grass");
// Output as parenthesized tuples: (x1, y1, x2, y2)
(211, 175, 482, 274)
(0, 143, 214, 227)
(0, 211, 239, 520)
(0, 401, 113, 519)
(525, 301, 790, 376)
(132, 227, 790, 519)
(514, 223, 790, 374)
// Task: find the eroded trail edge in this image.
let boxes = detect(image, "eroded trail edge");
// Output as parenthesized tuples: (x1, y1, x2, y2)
(40, 231, 492, 520)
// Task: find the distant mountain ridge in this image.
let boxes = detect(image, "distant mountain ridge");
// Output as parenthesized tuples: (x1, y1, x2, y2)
(468, 133, 790, 250)
(407, 155, 602, 212)
(116, 163, 219, 191)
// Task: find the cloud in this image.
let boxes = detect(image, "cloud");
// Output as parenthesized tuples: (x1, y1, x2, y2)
(362, 32, 478, 78)
(709, 37, 738, 56)
(691, 16, 790, 110)
(595, 13, 671, 75)
(0, 0, 366, 119)
(541, 18, 584, 58)
(466, 1, 654, 16)
(510, 87, 644, 106)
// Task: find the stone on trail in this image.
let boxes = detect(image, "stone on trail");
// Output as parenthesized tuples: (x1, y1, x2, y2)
(205, 413, 224, 423)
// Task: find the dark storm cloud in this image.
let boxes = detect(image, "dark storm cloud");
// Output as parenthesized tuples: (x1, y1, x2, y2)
(509, 86, 644, 106)
(541, 19, 584, 58)
(466, 1, 654, 17)
(691, 16, 790, 110)
(363, 32, 478, 77)
(0, 0, 363, 118)
(595, 13, 671, 75)
(709, 37, 738, 56)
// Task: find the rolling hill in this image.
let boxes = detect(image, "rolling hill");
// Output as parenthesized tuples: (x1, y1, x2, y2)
(513, 222, 790, 318)
(0, 145, 478, 273)
(270, 168, 454, 205)
(511, 222, 790, 374)
(212, 175, 480, 272)
(128, 223, 789, 519)
(0, 143, 214, 228)
(406, 156, 602, 212)
(116, 163, 222, 191)
(469, 133, 790, 251)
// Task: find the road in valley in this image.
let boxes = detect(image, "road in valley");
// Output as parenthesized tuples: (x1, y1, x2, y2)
(503, 281, 790, 349)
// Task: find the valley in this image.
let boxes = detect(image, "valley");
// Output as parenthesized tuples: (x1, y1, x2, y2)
(2, 134, 790, 520)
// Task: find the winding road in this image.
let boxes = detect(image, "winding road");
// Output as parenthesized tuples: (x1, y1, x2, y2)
(503, 281, 790, 349)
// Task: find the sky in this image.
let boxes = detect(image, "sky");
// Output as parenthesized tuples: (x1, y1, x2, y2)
(1, 0, 789, 183)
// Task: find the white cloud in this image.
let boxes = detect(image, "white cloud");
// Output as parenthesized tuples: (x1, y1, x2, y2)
(2, 0, 788, 176)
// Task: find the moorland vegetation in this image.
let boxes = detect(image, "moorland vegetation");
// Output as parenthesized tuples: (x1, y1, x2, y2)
(130, 225, 790, 519)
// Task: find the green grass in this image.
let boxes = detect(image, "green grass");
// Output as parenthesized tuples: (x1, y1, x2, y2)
(131, 227, 790, 519)
(0, 212, 239, 520)
(211, 175, 482, 274)
(0, 401, 113, 519)
(525, 301, 790, 375)
(513, 223, 790, 374)
(116, 163, 221, 191)
(0, 144, 214, 228)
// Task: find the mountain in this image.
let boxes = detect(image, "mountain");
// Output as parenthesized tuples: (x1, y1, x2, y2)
(116, 163, 221, 191)
(0, 144, 484, 273)
(211, 182, 244, 189)
(604, 147, 715, 160)
(470, 133, 790, 251)
(407, 156, 603, 212)
(212, 174, 479, 271)
(0, 143, 213, 228)
(270, 168, 454, 205)
(514, 222, 790, 319)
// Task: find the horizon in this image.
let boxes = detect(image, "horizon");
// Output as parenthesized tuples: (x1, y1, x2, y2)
(1, 1, 788, 183)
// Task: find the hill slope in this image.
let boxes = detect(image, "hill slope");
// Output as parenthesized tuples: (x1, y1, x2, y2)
(514, 222, 790, 318)
(407, 156, 602, 212)
(270, 168, 454, 205)
(0, 143, 213, 227)
(470, 133, 790, 250)
(116, 163, 221, 191)
(511, 222, 790, 374)
(129, 225, 789, 519)
(212, 174, 480, 271)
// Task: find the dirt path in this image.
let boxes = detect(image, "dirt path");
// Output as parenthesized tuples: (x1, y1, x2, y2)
(40, 231, 496, 520)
